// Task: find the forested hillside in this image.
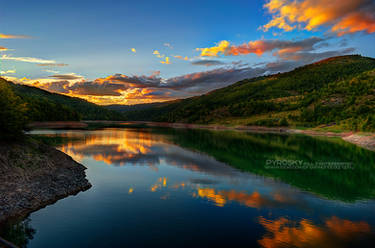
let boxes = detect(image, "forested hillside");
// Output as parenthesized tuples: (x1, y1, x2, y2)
(119, 55, 375, 131)
(1, 78, 122, 122)
(2, 55, 375, 136)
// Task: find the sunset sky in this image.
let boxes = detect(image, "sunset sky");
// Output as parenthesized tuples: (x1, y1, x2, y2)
(1, 0, 375, 105)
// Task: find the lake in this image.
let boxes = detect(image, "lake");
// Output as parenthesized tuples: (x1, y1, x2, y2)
(1, 128, 375, 247)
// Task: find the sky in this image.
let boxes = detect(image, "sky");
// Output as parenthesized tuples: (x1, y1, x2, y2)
(1, 0, 375, 105)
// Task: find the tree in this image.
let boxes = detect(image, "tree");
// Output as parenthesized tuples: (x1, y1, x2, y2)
(0, 79, 28, 139)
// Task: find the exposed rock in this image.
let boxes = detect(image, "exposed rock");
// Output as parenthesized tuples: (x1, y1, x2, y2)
(0, 138, 91, 223)
(343, 134, 375, 151)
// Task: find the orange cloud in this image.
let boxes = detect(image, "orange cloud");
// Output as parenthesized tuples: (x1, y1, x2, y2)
(0, 33, 31, 39)
(228, 40, 274, 56)
(0, 46, 8, 51)
(258, 216, 372, 248)
(197, 37, 324, 58)
(261, 0, 375, 35)
(196, 188, 295, 208)
(332, 12, 375, 36)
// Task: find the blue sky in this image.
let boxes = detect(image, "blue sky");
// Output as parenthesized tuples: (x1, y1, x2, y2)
(1, 0, 375, 104)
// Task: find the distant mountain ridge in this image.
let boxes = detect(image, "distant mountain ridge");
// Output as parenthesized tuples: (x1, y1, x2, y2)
(111, 55, 375, 131)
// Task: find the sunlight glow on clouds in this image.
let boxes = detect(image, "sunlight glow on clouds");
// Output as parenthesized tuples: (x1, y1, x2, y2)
(196, 37, 337, 61)
(10, 64, 279, 104)
(1, 0, 372, 106)
(0, 33, 31, 39)
(197, 40, 230, 57)
(7, 41, 353, 105)
(261, 0, 375, 35)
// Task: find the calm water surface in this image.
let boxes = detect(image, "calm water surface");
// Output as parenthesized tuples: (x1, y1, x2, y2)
(1, 128, 375, 248)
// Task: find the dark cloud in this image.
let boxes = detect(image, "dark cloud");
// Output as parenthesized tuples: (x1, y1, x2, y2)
(49, 74, 82, 80)
(103, 73, 162, 88)
(30, 46, 357, 101)
(285, 47, 355, 62)
(68, 81, 126, 96)
(42, 81, 71, 94)
(191, 59, 225, 66)
(265, 48, 356, 73)
(163, 66, 268, 93)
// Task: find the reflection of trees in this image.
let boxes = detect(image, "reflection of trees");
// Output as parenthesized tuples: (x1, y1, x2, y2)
(1, 218, 36, 248)
(156, 128, 375, 202)
(258, 216, 374, 248)
(56, 128, 375, 201)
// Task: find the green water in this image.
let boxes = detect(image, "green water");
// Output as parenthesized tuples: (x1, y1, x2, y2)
(1, 128, 374, 248)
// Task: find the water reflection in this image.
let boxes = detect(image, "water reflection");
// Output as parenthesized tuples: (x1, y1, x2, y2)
(59, 129, 158, 166)
(0, 218, 36, 248)
(258, 216, 373, 248)
(5, 128, 374, 248)
(195, 188, 297, 208)
(160, 128, 375, 202)
(56, 129, 247, 179)
(56, 128, 375, 202)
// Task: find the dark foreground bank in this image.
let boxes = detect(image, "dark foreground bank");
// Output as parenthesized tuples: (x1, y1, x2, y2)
(0, 138, 91, 224)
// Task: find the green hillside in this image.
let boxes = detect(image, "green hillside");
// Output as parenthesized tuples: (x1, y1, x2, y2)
(120, 55, 375, 131)
(0, 78, 122, 122)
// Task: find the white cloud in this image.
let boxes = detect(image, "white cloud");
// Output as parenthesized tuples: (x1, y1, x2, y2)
(1, 54, 56, 64)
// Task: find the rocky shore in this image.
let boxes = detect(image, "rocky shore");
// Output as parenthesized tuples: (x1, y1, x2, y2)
(0, 138, 91, 224)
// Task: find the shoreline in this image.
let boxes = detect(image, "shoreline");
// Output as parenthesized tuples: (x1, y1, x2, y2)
(28, 121, 375, 151)
(101, 121, 375, 151)
(0, 138, 91, 225)
(141, 122, 375, 151)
